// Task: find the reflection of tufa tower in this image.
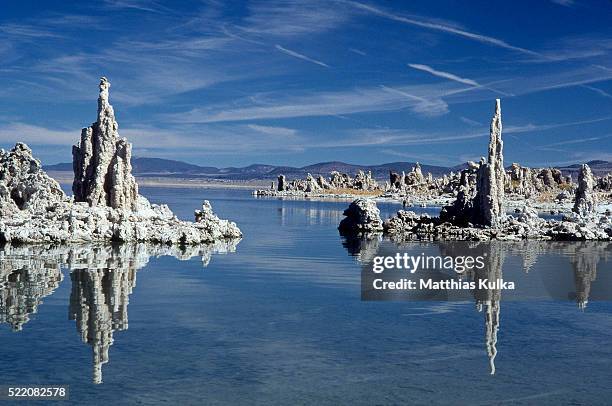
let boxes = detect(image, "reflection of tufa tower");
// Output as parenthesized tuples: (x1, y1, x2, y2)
(1, 243, 235, 384)
(473, 244, 504, 375)
(568, 243, 602, 310)
(0, 262, 63, 331)
(69, 268, 137, 384)
(438, 241, 505, 375)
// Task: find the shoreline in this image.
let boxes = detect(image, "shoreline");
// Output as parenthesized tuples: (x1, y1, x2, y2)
(47, 170, 612, 214)
(48, 171, 266, 189)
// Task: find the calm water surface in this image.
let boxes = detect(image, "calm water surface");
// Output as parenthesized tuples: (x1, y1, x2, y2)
(1, 188, 611, 405)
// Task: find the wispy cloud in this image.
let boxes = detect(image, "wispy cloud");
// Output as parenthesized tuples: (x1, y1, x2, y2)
(378, 85, 449, 116)
(550, 0, 575, 6)
(343, 0, 540, 56)
(582, 85, 612, 99)
(0, 23, 61, 39)
(514, 65, 612, 94)
(379, 149, 460, 166)
(0, 123, 76, 146)
(315, 115, 612, 149)
(107, 124, 307, 156)
(275, 45, 329, 68)
(460, 116, 482, 127)
(103, 0, 172, 13)
(0, 121, 307, 162)
(246, 124, 298, 137)
(504, 116, 612, 134)
(349, 48, 367, 56)
(164, 81, 468, 123)
(408, 63, 479, 87)
(528, 36, 612, 62)
(237, 0, 349, 37)
(546, 133, 612, 146)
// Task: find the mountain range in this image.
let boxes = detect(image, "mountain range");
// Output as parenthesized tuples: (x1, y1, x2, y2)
(45, 157, 612, 181)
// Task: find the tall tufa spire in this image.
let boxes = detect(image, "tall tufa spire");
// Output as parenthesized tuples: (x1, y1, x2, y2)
(72, 77, 138, 210)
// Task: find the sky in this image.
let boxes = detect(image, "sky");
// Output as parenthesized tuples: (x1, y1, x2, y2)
(0, 0, 611, 168)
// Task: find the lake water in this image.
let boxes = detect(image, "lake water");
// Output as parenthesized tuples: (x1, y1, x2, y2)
(1, 187, 611, 405)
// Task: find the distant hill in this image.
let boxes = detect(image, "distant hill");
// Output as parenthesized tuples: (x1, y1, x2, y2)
(557, 160, 612, 177)
(45, 158, 452, 180)
(44, 157, 612, 181)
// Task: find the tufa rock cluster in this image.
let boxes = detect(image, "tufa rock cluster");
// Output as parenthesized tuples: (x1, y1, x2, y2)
(0, 78, 241, 245)
(340, 100, 611, 241)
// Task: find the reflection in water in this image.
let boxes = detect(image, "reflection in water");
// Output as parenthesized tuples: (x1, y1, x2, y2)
(346, 236, 612, 375)
(0, 252, 63, 331)
(69, 267, 136, 384)
(440, 242, 505, 375)
(341, 233, 382, 262)
(567, 243, 608, 310)
(0, 241, 239, 383)
(277, 205, 344, 227)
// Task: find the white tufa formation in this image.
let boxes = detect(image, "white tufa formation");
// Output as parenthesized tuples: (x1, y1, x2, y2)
(0, 78, 242, 245)
(573, 164, 597, 217)
(0, 143, 65, 216)
(338, 198, 384, 234)
(475, 99, 505, 227)
(73, 77, 138, 210)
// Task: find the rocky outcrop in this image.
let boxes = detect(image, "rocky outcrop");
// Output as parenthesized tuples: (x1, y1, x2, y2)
(350, 100, 612, 242)
(0, 179, 241, 245)
(388, 163, 427, 191)
(439, 163, 479, 226)
(316, 175, 331, 189)
(438, 100, 505, 227)
(338, 198, 383, 234)
(406, 162, 425, 185)
(354, 170, 378, 190)
(255, 169, 381, 196)
(573, 164, 597, 217)
(277, 175, 287, 191)
(506, 163, 572, 198)
(0, 78, 241, 245)
(305, 173, 320, 192)
(73, 77, 138, 210)
(597, 173, 612, 192)
(0, 143, 66, 216)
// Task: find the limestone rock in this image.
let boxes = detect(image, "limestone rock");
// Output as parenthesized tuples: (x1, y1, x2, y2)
(0, 79, 241, 246)
(338, 198, 383, 234)
(389, 171, 402, 189)
(257, 169, 380, 196)
(474, 99, 505, 227)
(316, 175, 331, 189)
(354, 170, 378, 191)
(573, 164, 597, 217)
(305, 173, 320, 192)
(0, 143, 66, 216)
(597, 173, 612, 192)
(277, 175, 286, 191)
(194, 200, 242, 240)
(73, 77, 138, 210)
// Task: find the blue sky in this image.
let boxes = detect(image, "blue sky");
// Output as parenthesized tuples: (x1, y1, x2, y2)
(0, 0, 611, 167)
